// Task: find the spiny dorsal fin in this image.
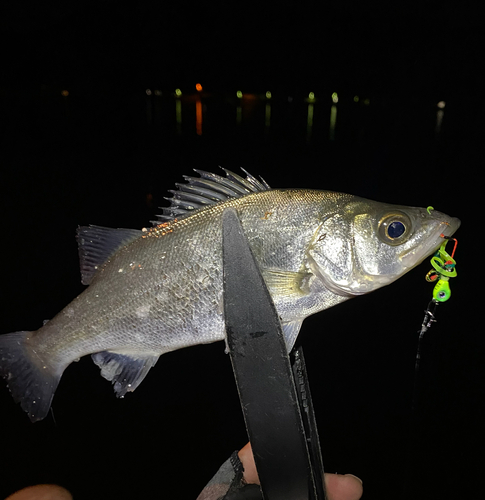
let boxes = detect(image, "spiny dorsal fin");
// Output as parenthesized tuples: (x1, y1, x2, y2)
(76, 225, 142, 285)
(154, 167, 271, 223)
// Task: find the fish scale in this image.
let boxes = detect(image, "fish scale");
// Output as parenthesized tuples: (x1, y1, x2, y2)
(0, 169, 460, 421)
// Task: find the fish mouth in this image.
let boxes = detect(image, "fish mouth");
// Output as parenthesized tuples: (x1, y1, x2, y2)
(400, 213, 461, 269)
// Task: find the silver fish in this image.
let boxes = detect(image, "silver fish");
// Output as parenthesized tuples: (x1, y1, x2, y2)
(0, 168, 460, 421)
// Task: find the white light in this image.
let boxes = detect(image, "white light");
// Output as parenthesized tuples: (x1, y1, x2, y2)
(437, 101, 446, 109)
(146, 89, 152, 96)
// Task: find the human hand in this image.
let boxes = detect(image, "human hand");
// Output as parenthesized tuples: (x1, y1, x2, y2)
(6, 444, 363, 500)
(238, 442, 363, 500)
(4, 485, 71, 500)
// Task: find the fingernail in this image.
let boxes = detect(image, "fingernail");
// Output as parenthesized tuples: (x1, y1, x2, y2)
(344, 473, 363, 484)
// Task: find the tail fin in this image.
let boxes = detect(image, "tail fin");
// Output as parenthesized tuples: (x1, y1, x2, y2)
(0, 331, 62, 422)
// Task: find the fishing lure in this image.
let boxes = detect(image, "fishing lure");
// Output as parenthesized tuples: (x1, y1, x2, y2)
(413, 223, 459, 406)
(425, 235, 458, 302)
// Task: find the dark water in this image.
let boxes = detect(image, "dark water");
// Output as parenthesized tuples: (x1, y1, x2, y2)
(0, 89, 482, 500)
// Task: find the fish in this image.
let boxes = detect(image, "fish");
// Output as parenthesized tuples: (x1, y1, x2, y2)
(0, 168, 460, 422)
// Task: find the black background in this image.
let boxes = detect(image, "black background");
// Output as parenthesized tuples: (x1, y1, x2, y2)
(0, 2, 483, 499)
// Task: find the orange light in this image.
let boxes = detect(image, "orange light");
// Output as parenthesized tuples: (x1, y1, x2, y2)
(196, 83, 203, 92)
(61, 90, 69, 97)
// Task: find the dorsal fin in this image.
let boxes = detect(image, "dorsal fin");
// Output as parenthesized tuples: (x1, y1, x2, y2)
(154, 167, 271, 223)
(76, 225, 142, 285)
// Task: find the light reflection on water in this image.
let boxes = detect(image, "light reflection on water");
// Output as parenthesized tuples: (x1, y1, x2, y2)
(142, 90, 375, 143)
(41, 86, 452, 203)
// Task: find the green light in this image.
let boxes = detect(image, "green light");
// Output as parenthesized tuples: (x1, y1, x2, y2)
(237, 90, 243, 99)
(175, 88, 182, 97)
(353, 96, 359, 102)
(364, 98, 370, 105)
(332, 92, 338, 103)
(266, 91, 272, 99)
(308, 92, 315, 100)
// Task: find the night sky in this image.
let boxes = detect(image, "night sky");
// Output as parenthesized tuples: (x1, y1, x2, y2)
(0, 2, 483, 500)
(1, 1, 482, 97)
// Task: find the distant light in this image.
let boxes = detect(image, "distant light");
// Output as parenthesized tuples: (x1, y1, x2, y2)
(196, 83, 203, 92)
(353, 95, 359, 102)
(237, 90, 243, 98)
(61, 90, 69, 97)
(437, 101, 446, 109)
(288, 96, 293, 103)
(266, 91, 272, 99)
(146, 89, 152, 96)
(363, 98, 370, 105)
(308, 92, 315, 100)
(175, 88, 182, 97)
(332, 92, 338, 103)
(154, 90, 162, 96)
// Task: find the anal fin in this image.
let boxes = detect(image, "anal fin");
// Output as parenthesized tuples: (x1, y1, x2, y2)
(92, 351, 159, 398)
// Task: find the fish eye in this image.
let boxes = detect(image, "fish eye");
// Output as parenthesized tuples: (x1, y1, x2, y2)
(388, 221, 405, 238)
(378, 212, 412, 246)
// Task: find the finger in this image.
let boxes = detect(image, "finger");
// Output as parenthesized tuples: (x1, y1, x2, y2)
(4, 485, 72, 500)
(324, 473, 363, 500)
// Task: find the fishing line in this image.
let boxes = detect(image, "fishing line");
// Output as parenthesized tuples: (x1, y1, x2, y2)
(401, 233, 459, 500)
(412, 233, 458, 409)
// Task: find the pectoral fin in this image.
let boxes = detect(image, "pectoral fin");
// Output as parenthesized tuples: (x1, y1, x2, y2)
(261, 269, 312, 297)
(92, 351, 159, 397)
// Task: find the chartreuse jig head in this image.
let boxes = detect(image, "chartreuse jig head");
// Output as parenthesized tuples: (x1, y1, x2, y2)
(425, 234, 458, 302)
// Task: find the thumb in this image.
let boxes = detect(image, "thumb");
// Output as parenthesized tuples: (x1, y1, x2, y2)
(5, 485, 72, 500)
(324, 473, 363, 500)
